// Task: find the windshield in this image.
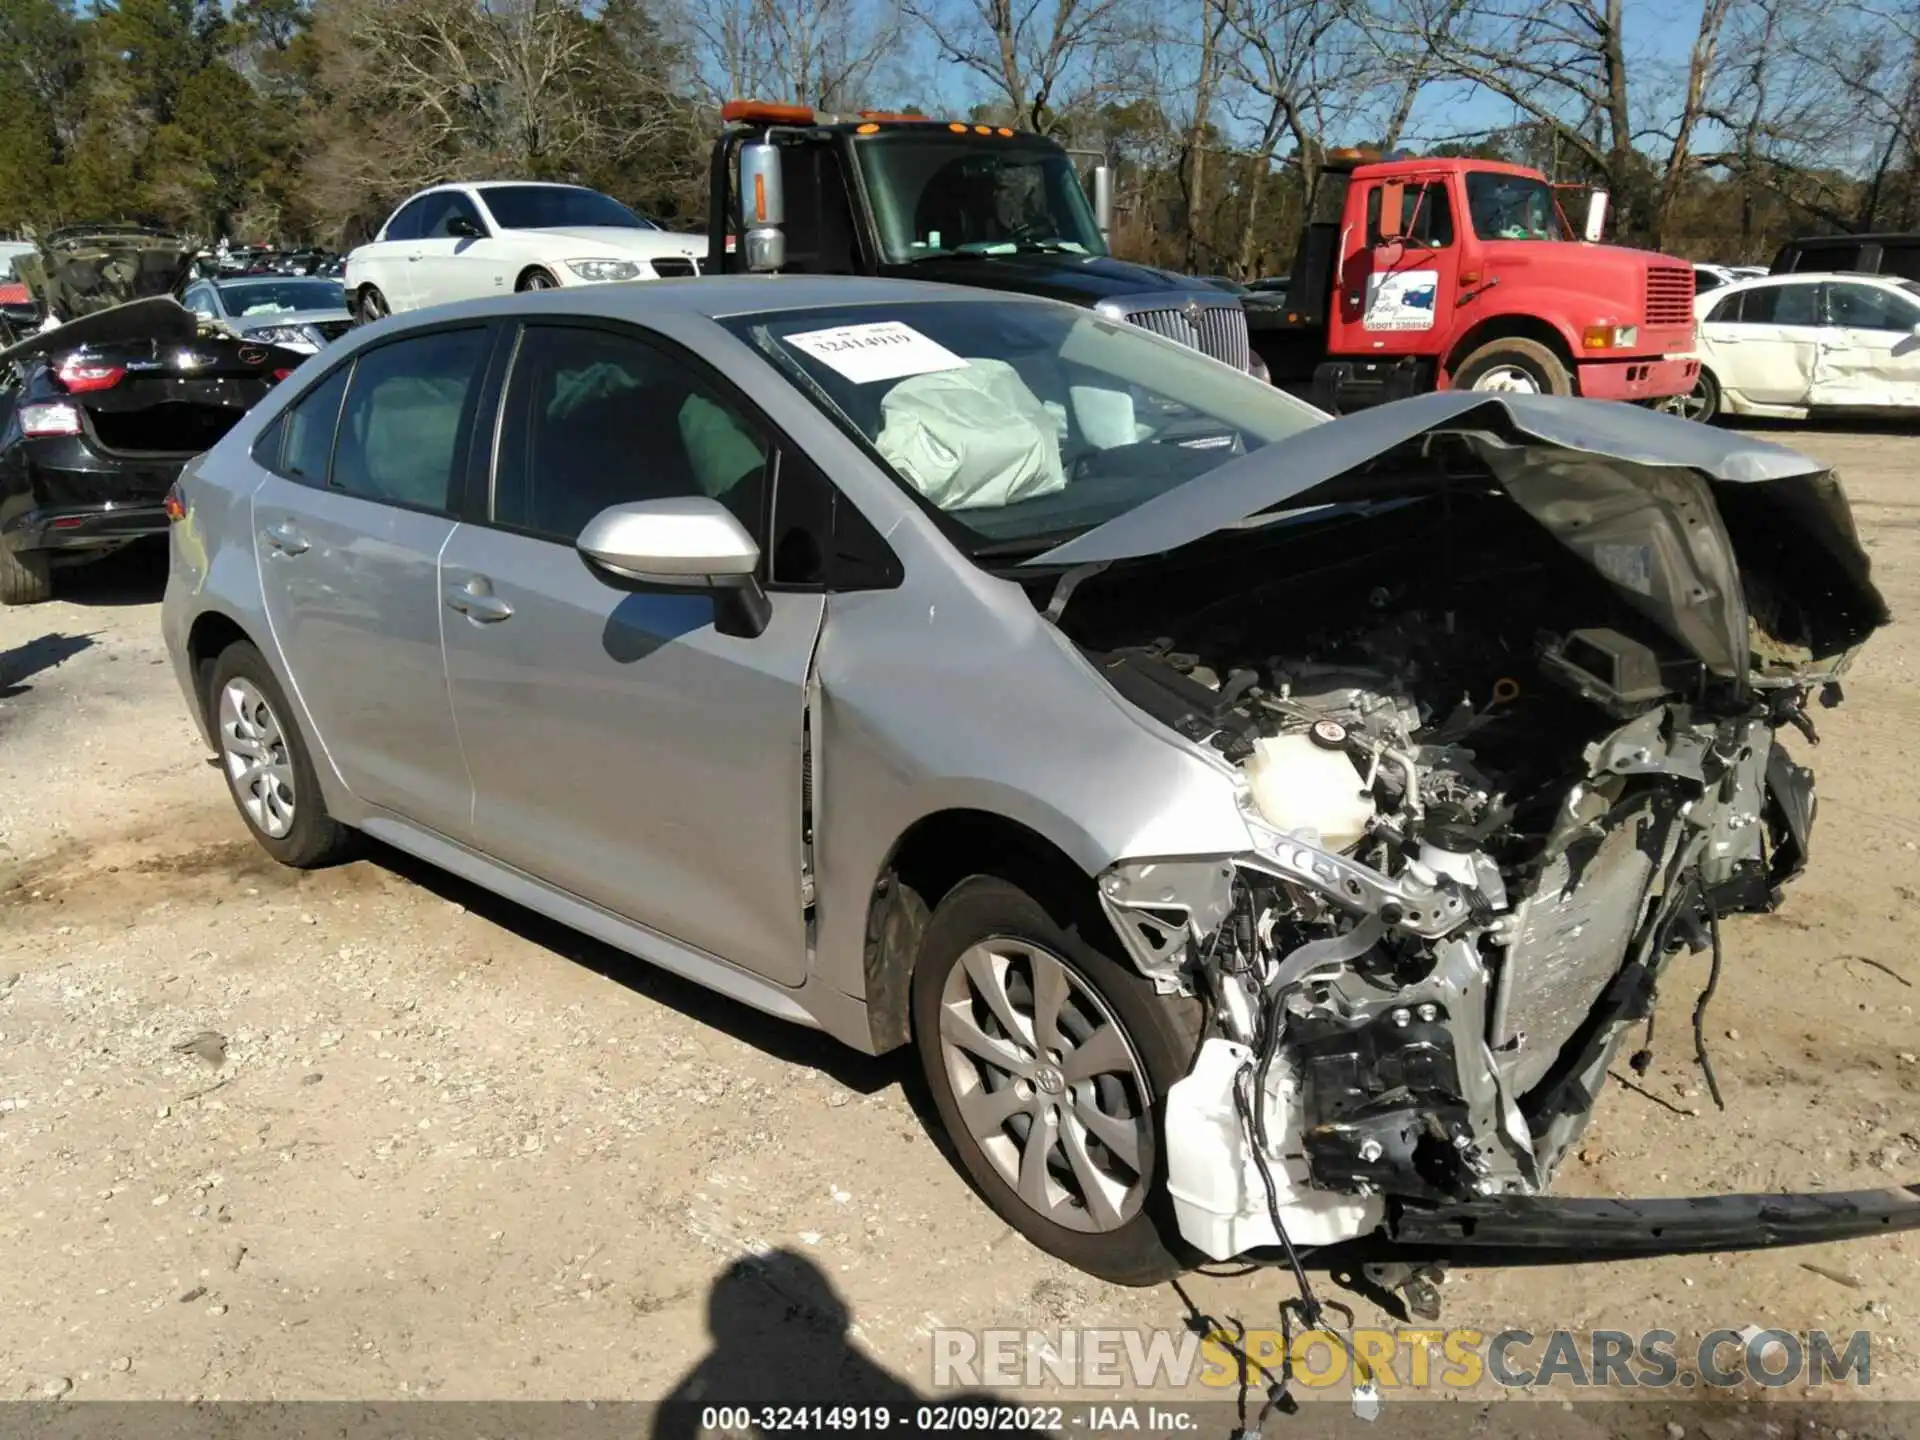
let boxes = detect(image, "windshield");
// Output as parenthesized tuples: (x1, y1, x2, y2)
(216, 278, 345, 314)
(1464, 172, 1568, 241)
(855, 137, 1107, 264)
(721, 300, 1322, 556)
(479, 186, 657, 232)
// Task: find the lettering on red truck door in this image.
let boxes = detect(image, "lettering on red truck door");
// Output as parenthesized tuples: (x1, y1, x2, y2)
(1337, 178, 1457, 355)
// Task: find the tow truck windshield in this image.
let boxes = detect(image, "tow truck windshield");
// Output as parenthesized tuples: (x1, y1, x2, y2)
(855, 135, 1108, 264)
(1464, 172, 1570, 242)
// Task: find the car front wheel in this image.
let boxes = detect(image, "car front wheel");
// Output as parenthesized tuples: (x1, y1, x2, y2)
(911, 875, 1200, 1285)
(208, 641, 354, 868)
(355, 286, 389, 325)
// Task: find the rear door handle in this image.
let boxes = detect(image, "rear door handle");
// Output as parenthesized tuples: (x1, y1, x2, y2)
(445, 577, 513, 623)
(263, 520, 309, 555)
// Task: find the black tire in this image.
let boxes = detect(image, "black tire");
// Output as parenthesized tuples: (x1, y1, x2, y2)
(1452, 336, 1573, 396)
(206, 641, 354, 869)
(1683, 367, 1722, 423)
(911, 875, 1201, 1285)
(517, 268, 557, 292)
(0, 545, 51, 606)
(355, 286, 388, 325)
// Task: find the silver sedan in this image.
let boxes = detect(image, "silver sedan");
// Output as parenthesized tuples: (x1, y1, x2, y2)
(162, 275, 1889, 1284)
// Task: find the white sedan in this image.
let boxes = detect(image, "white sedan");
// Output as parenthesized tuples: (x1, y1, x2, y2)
(1687, 272, 1920, 421)
(344, 182, 706, 323)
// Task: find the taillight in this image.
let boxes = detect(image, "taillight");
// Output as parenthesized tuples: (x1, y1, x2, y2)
(55, 355, 126, 392)
(271, 368, 294, 382)
(19, 401, 82, 437)
(163, 482, 187, 523)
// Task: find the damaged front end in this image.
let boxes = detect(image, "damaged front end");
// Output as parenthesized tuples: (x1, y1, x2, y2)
(1033, 394, 1896, 1263)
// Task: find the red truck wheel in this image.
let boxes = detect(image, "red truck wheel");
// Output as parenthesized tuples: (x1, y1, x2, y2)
(1453, 337, 1572, 397)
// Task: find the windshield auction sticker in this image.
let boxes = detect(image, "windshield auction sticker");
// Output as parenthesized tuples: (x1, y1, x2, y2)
(784, 321, 969, 385)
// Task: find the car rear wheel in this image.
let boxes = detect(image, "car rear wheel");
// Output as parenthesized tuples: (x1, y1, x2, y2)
(517, 269, 557, 292)
(1453, 336, 1573, 396)
(1682, 368, 1722, 423)
(911, 875, 1200, 1285)
(0, 545, 51, 606)
(355, 286, 388, 325)
(208, 641, 354, 869)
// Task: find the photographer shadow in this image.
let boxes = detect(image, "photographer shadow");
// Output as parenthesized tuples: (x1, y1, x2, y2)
(653, 1248, 1042, 1439)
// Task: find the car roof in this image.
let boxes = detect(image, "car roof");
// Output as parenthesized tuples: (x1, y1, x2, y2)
(350, 274, 1052, 329)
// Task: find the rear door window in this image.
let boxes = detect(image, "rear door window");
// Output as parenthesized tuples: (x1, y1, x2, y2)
(331, 328, 491, 512)
(278, 366, 352, 484)
(383, 197, 432, 243)
(1737, 283, 1820, 325)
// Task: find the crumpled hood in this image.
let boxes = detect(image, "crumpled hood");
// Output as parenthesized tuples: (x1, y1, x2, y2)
(1028, 391, 1887, 679)
(13, 225, 196, 320)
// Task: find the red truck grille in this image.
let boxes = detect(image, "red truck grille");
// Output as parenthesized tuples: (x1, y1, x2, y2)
(1644, 265, 1695, 328)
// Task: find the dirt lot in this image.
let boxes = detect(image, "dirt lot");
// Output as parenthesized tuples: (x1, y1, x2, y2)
(1, 429, 1916, 1429)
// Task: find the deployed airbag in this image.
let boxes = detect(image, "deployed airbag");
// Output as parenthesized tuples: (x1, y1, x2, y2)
(876, 358, 1065, 510)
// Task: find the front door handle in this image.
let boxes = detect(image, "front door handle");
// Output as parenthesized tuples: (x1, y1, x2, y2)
(445, 577, 514, 623)
(263, 519, 309, 555)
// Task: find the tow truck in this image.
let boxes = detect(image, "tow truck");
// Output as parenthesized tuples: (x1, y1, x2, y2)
(1252, 148, 1701, 413)
(704, 100, 1265, 379)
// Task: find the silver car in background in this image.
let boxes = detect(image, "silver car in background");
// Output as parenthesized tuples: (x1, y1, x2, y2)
(180, 274, 355, 354)
(161, 276, 1891, 1285)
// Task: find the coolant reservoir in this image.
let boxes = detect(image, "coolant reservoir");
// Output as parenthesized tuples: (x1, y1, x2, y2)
(1244, 731, 1375, 850)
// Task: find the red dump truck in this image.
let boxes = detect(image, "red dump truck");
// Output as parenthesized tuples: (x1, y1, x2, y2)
(1251, 150, 1700, 413)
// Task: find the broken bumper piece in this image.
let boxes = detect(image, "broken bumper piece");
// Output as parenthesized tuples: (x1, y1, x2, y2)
(1371, 1183, 1920, 1262)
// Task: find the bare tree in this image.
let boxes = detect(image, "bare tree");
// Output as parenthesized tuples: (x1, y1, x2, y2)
(306, 0, 692, 239)
(1368, 0, 1746, 243)
(903, 0, 1147, 131)
(1215, 0, 1367, 270)
(676, 0, 904, 110)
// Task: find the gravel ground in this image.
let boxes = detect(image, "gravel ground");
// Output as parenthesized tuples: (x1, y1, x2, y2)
(0, 429, 1916, 1432)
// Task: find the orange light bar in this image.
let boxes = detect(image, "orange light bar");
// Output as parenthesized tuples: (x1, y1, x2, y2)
(722, 99, 815, 125)
(858, 110, 927, 121)
(1326, 146, 1380, 163)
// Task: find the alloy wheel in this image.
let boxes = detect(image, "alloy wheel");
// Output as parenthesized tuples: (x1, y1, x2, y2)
(522, 271, 555, 291)
(218, 677, 296, 839)
(937, 940, 1153, 1233)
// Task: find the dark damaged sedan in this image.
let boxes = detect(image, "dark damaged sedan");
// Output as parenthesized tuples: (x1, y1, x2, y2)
(1, 225, 306, 604)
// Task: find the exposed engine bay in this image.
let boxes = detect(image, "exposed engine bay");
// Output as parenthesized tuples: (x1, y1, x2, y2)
(1038, 442, 1886, 1260)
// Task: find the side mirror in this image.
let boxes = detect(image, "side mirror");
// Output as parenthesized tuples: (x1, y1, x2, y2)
(1583, 191, 1608, 243)
(579, 497, 770, 637)
(1091, 163, 1114, 245)
(1377, 180, 1406, 243)
(738, 140, 786, 273)
(446, 215, 481, 239)
(578, 496, 761, 586)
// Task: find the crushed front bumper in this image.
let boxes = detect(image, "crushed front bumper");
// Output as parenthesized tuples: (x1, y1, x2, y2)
(1374, 1182, 1920, 1262)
